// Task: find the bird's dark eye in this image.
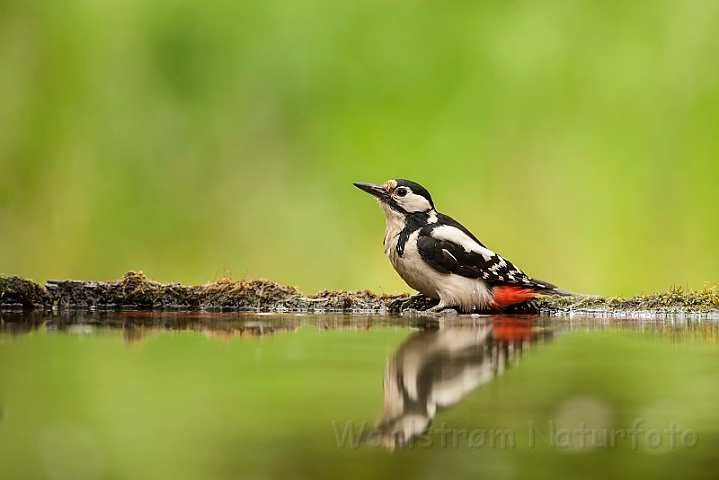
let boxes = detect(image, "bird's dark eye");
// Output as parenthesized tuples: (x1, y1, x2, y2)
(396, 188, 408, 197)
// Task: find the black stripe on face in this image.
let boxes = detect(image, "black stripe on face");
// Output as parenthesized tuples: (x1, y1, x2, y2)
(388, 198, 409, 215)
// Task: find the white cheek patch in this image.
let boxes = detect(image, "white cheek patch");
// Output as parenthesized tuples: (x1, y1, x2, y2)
(431, 225, 497, 261)
(398, 193, 432, 213)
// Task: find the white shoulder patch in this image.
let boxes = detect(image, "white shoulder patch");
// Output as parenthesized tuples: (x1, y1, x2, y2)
(427, 211, 438, 224)
(431, 225, 496, 261)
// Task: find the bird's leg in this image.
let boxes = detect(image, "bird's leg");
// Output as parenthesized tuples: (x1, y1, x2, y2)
(391, 293, 428, 312)
(425, 304, 444, 313)
(425, 303, 458, 314)
(390, 293, 418, 312)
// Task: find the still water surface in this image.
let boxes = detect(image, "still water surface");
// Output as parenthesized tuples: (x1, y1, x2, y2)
(0, 312, 718, 479)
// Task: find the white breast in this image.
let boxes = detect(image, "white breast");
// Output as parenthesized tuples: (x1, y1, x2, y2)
(384, 228, 494, 311)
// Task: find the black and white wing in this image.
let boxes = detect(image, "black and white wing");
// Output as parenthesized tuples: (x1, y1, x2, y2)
(416, 214, 557, 291)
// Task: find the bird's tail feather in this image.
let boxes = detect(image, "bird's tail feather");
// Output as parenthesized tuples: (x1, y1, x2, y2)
(528, 278, 578, 297)
(539, 288, 574, 296)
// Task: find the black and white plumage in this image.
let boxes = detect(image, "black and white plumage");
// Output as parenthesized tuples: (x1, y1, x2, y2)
(376, 324, 496, 448)
(354, 179, 569, 312)
(376, 321, 544, 449)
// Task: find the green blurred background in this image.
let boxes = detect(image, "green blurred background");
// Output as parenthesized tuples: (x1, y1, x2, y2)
(1, 0, 718, 296)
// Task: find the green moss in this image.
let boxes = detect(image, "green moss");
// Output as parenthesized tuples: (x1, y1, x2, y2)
(536, 285, 719, 315)
(0, 275, 48, 307)
(2, 271, 718, 315)
(42, 271, 303, 310)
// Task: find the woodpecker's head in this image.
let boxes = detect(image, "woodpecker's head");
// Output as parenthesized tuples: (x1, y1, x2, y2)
(354, 179, 435, 217)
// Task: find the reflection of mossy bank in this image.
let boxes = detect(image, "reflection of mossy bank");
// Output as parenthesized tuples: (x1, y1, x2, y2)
(1, 271, 718, 316)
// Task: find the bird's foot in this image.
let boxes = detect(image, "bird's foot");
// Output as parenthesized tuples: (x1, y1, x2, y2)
(391, 293, 437, 313)
(424, 304, 459, 315)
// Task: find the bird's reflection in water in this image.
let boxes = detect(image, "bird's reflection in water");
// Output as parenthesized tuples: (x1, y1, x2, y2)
(375, 316, 551, 449)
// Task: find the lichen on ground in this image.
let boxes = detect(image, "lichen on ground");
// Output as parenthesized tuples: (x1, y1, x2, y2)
(1, 271, 718, 316)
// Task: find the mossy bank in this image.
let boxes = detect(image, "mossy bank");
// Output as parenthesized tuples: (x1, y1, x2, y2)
(1, 271, 718, 317)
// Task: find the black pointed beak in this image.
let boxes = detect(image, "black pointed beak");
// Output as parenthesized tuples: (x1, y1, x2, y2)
(354, 182, 389, 200)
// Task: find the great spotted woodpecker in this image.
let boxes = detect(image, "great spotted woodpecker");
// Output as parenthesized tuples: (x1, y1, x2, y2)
(375, 319, 541, 449)
(354, 179, 570, 312)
